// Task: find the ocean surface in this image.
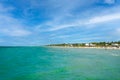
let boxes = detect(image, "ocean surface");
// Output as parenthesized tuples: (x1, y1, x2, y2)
(0, 47, 120, 80)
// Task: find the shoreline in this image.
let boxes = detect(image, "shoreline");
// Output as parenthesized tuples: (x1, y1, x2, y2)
(47, 46, 120, 50)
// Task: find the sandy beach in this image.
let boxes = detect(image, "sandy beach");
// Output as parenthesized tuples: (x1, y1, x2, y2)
(47, 46, 120, 50)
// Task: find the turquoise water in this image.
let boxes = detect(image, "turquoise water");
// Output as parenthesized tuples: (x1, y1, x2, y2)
(0, 47, 120, 80)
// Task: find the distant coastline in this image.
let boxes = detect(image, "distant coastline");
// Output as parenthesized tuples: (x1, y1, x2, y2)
(46, 41, 120, 50)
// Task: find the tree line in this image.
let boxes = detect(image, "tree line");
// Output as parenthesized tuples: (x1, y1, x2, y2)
(47, 41, 120, 47)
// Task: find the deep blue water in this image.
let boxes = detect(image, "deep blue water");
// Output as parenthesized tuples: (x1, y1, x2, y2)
(0, 47, 120, 80)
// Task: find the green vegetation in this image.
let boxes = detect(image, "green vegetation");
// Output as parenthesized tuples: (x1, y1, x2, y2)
(47, 41, 120, 48)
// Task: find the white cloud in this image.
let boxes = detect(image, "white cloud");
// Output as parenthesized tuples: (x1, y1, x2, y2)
(86, 13, 120, 24)
(0, 4, 31, 37)
(42, 13, 120, 31)
(48, 24, 74, 31)
(34, 0, 98, 31)
(0, 4, 14, 13)
(104, 0, 115, 4)
(1, 28, 31, 37)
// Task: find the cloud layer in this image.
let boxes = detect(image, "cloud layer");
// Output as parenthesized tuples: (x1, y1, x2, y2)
(0, 4, 31, 37)
(0, 0, 120, 46)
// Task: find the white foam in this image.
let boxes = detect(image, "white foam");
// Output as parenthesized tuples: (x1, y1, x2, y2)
(111, 54, 119, 56)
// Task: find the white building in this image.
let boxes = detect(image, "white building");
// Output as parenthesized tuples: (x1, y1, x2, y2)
(85, 43, 89, 46)
(111, 43, 119, 47)
(85, 43, 95, 47)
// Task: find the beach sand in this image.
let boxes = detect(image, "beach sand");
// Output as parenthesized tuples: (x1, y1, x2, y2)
(47, 46, 120, 50)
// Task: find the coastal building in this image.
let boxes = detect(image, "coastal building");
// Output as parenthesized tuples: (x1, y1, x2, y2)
(85, 43, 95, 47)
(89, 43, 95, 47)
(85, 43, 89, 47)
(70, 44, 73, 47)
(68, 44, 73, 47)
(111, 43, 119, 47)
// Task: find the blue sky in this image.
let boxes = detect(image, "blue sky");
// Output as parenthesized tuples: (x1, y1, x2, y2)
(0, 0, 120, 46)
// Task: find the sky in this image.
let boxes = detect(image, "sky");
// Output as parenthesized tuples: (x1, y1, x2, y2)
(0, 0, 120, 46)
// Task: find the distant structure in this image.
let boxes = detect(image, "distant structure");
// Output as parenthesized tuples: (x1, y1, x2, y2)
(111, 43, 119, 48)
(46, 41, 120, 49)
(85, 43, 89, 47)
(85, 43, 95, 47)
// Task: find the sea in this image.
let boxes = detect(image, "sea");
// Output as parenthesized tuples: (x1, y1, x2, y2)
(0, 47, 120, 80)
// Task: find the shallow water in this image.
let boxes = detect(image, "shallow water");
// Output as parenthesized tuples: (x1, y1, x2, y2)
(0, 47, 120, 80)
